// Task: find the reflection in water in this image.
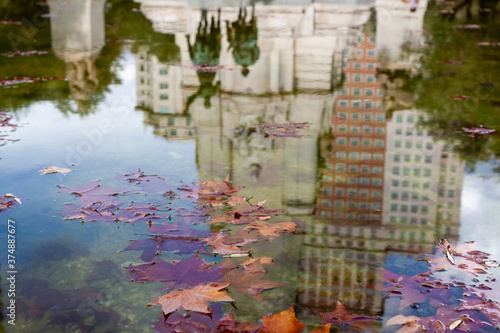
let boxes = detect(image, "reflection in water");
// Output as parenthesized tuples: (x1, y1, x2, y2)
(136, 1, 467, 319)
(4, 0, 499, 330)
(49, 0, 106, 111)
(226, 5, 260, 77)
(186, 9, 222, 110)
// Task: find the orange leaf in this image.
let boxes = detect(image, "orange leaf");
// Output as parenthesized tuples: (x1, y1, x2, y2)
(39, 166, 74, 175)
(261, 306, 304, 333)
(148, 282, 234, 316)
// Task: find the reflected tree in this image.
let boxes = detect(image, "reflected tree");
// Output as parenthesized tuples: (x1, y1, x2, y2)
(410, 0, 500, 169)
(186, 9, 222, 111)
(226, 5, 260, 77)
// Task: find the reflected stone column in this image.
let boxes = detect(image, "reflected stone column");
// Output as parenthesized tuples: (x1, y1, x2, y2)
(49, 0, 105, 108)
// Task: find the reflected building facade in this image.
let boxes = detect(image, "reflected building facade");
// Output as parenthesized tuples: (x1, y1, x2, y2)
(49, 0, 106, 109)
(134, 0, 464, 320)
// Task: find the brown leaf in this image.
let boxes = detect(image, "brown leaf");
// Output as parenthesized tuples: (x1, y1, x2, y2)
(0, 193, 21, 212)
(39, 166, 74, 175)
(148, 282, 234, 316)
(203, 231, 250, 256)
(223, 267, 284, 303)
(318, 301, 378, 329)
(239, 257, 274, 273)
(310, 324, 331, 333)
(244, 221, 297, 241)
(261, 306, 304, 333)
(216, 312, 261, 332)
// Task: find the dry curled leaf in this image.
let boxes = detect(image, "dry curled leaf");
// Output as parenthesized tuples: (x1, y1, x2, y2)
(148, 282, 234, 316)
(261, 306, 304, 333)
(39, 166, 74, 175)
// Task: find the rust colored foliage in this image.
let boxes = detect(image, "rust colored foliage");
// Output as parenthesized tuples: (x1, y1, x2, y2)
(0, 194, 21, 212)
(261, 306, 304, 333)
(317, 301, 378, 329)
(2, 50, 48, 57)
(0, 76, 66, 87)
(39, 166, 74, 175)
(462, 126, 496, 136)
(1, 112, 20, 148)
(148, 282, 234, 316)
(222, 260, 284, 303)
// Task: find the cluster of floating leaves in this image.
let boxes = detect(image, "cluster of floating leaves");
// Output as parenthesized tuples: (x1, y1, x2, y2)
(0, 76, 66, 87)
(58, 170, 359, 331)
(0, 111, 20, 148)
(383, 239, 500, 332)
(462, 126, 497, 137)
(1, 50, 48, 57)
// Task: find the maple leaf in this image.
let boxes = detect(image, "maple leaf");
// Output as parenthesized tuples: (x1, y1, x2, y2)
(59, 202, 118, 223)
(203, 231, 250, 256)
(0, 76, 66, 87)
(149, 221, 211, 238)
(0, 193, 21, 212)
(152, 303, 225, 333)
(114, 202, 169, 225)
(222, 265, 284, 303)
(124, 256, 231, 288)
(310, 324, 332, 333)
(239, 257, 274, 273)
(461, 126, 496, 136)
(115, 169, 171, 193)
(209, 199, 284, 225)
(255, 122, 309, 138)
(39, 166, 74, 175)
(121, 235, 205, 262)
(317, 301, 378, 329)
(2, 50, 48, 57)
(216, 312, 261, 333)
(244, 221, 298, 241)
(261, 306, 304, 333)
(57, 179, 128, 207)
(148, 282, 234, 316)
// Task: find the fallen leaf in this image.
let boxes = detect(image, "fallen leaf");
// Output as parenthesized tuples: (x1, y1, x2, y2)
(310, 324, 332, 333)
(39, 166, 74, 175)
(203, 231, 250, 256)
(0, 193, 22, 211)
(450, 94, 469, 100)
(462, 126, 496, 136)
(261, 306, 304, 333)
(477, 42, 500, 46)
(244, 221, 298, 241)
(216, 312, 261, 333)
(318, 301, 378, 329)
(2, 50, 48, 57)
(386, 314, 420, 326)
(0, 76, 66, 87)
(223, 266, 284, 303)
(255, 122, 309, 138)
(152, 303, 224, 333)
(239, 257, 274, 273)
(148, 282, 234, 316)
(124, 256, 230, 288)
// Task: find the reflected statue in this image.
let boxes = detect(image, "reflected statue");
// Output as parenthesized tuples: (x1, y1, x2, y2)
(49, 0, 105, 112)
(186, 9, 222, 111)
(226, 5, 260, 77)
